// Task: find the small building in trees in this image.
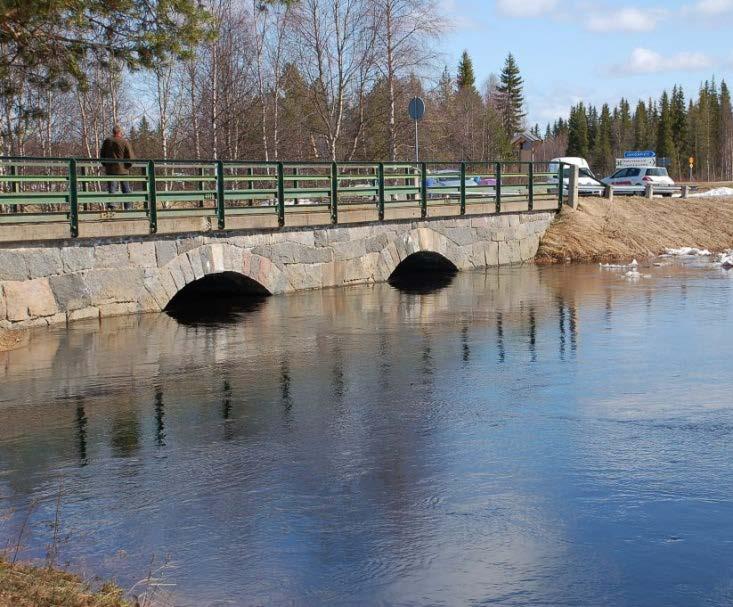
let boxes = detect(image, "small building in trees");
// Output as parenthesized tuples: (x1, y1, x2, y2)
(511, 130, 542, 162)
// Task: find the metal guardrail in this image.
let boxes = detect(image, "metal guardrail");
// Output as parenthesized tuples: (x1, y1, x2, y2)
(0, 157, 566, 238)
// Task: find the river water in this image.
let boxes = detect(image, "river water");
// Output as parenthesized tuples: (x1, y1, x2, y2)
(2, 261, 733, 606)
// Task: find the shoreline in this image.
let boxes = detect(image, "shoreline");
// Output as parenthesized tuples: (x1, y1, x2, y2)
(0, 328, 29, 352)
(0, 557, 132, 606)
(536, 196, 733, 264)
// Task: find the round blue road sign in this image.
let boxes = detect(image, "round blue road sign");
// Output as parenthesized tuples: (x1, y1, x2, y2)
(409, 97, 425, 121)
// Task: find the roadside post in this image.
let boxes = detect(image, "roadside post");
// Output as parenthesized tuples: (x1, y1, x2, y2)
(689, 156, 695, 182)
(409, 97, 426, 163)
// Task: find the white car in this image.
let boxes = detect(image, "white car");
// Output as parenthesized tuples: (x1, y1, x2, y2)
(548, 157, 605, 196)
(602, 166, 677, 196)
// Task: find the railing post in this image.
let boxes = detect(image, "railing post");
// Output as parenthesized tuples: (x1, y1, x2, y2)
(277, 162, 285, 227)
(68, 158, 79, 238)
(377, 163, 385, 221)
(420, 162, 427, 218)
(198, 166, 206, 208)
(216, 160, 225, 230)
(330, 161, 338, 224)
(528, 163, 534, 211)
(9, 164, 19, 214)
(292, 166, 299, 205)
(147, 160, 157, 234)
(557, 162, 564, 210)
(460, 162, 466, 215)
(495, 162, 502, 214)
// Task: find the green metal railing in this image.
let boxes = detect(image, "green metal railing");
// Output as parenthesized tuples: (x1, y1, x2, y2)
(0, 157, 566, 238)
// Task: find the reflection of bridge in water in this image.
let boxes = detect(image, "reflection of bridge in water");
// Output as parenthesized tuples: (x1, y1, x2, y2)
(0, 264, 654, 482)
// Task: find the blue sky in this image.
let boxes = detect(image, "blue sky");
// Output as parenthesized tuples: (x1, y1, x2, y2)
(438, 0, 733, 127)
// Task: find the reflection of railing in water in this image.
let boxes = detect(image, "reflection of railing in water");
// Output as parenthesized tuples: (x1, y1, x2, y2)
(0, 156, 566, 238)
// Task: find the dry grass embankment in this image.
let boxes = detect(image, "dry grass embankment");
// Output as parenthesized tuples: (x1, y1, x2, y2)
(0, 557, 132, 607)
(536, 196, 733, 264)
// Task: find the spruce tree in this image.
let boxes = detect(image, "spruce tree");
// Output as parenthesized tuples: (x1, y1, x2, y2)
(567, 103, 589, 158)
(456, 51, 477, 93)
(656, 91, 675, 165)
(671, 86, 688, 172)
(720, 81, 733, 178)
(594, 104, 613, 175)
(633, 101, 648, 149)
(496, 53, 526, 136)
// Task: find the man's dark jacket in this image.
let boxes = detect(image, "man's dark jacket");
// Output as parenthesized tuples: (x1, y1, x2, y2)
(99, 137, 134, 175)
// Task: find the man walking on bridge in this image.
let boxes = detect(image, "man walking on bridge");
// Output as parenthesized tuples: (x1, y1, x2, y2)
(100, 125, 135, 210)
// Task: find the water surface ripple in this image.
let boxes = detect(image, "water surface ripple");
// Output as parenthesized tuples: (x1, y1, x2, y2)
(1, 263, 733, 606)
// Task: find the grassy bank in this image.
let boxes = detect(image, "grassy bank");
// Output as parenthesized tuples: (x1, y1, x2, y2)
(536, 196, 733, 264)
(0, 557, 132, 607)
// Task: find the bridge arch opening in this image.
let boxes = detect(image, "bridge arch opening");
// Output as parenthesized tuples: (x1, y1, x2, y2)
(388, 251, 457, 294)
(165, 271, 271, 323)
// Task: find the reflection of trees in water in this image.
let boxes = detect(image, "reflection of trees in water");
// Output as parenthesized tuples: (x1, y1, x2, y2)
(280, 357, 293, 419)
(529, 306, 537, 363)
(75, 399, 88, 467)
(461, 323, 470, 364)
(556, 296, 579, 359)
(496, 312, 506, 363)
(154, 387, 166, 448)
(110, 411, 141, 458)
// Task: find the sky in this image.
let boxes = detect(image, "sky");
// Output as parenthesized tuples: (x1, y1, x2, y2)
(437, 0, 733, 128)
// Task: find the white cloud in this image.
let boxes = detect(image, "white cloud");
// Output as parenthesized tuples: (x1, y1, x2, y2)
(495, 0, 559, 18)
(612, 48, 713, 75)
(585, 8, 667, 32)
(685, 0, 733, 15)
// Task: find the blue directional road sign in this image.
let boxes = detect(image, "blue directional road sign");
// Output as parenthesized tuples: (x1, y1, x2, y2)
(624, 150, 656, 159)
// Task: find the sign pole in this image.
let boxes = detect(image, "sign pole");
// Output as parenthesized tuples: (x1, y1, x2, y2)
(409, 96, 425, 164)
(415, 119, 419, 163)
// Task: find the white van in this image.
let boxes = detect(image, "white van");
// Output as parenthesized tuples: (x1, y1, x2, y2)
(548, 157, 605, 196)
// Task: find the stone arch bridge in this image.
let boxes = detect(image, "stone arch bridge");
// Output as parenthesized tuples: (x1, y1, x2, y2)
(0, 212, 554, 329)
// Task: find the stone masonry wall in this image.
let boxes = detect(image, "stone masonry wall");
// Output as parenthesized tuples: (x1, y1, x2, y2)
(0, 212, 554, 329)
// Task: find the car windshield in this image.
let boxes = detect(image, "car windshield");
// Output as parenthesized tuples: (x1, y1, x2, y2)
(646, 168, 669, 176)
(561, 167, 596, 179)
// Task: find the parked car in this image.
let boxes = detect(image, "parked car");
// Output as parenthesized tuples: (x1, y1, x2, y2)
(548, 157, 605, 196)
(427, 169, 494, 189)
(602, 166, 676, 196)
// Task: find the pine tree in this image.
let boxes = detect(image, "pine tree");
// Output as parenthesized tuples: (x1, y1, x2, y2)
(496, 53, 526, 137)
(456, 51, 477, 93)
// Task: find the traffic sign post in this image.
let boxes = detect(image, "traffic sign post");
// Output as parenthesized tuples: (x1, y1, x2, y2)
(409, 96, 425, 162)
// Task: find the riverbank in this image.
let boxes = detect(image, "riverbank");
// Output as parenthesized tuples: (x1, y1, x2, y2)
(0, 557, 131, 607)
(536, 196, 733, 264)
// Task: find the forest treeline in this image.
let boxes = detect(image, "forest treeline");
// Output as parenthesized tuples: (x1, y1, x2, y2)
(1, 0, 731, 181)
(541, 81, 733, 181)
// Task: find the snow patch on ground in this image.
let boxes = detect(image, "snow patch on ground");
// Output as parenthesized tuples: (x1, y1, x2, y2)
(663, 247, 712, 257)
(719, 251, 733, 269)
(690, 187, 733, 198)
(600, 259, 638, 269)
